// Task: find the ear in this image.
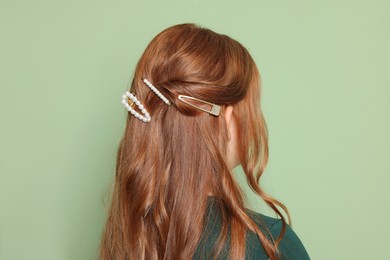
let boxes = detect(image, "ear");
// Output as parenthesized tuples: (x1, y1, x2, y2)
(224, 105, 234, 141)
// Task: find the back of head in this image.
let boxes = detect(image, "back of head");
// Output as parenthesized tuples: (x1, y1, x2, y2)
(99, 23, 288, 260)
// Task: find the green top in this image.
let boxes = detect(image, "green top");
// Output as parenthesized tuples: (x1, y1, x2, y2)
(193, 196, 310, 259)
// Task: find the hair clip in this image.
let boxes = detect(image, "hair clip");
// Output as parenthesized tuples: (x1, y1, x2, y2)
(177, 95, 221, 116)
(143, 79, 171, 105)
(121, 91, 151, 123)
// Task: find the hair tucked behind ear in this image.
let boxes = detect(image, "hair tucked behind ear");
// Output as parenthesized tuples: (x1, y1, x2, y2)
(98, 23, 290, 260)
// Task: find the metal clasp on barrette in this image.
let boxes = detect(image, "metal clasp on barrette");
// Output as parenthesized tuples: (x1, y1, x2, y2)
(178, 95, 221, 116)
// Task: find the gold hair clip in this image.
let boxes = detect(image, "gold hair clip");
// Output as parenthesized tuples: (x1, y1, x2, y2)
(177, 95, 221, 116)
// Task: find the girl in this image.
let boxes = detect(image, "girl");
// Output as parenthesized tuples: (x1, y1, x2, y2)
(99, 23, 309, 260)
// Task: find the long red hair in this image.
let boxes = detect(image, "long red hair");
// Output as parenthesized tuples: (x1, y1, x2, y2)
(99, 23, 290, 260)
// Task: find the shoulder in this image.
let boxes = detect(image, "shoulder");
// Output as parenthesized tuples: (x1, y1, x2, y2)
(245, 208, 310, 260)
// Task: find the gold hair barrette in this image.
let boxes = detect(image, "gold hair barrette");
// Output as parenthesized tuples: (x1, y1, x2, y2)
(177, 94, 221, 116)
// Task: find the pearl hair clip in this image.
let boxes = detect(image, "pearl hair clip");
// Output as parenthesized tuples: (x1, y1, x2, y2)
(121, 92, 151, 123)
(121, 78, 171, 123)
(143, 79, 171, 105)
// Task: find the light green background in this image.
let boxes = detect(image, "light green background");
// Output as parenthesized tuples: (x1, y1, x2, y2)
(1, 0, 389, 259)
